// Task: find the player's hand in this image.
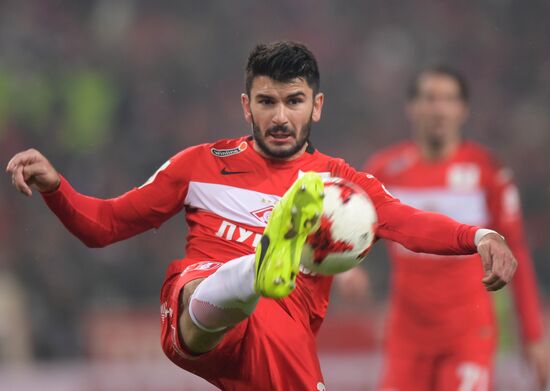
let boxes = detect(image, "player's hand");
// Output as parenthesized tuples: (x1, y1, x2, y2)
(477, 232, 517, 291)
(525, 341, 549, 390)
(6, 148, 60, 196)
(334, 268, 370, 302)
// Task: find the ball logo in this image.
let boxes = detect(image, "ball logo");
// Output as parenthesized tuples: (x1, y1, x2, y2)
(211, 141, 248, 157)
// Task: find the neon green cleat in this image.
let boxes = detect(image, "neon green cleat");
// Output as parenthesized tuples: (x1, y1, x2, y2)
(254, 172, 325, 299)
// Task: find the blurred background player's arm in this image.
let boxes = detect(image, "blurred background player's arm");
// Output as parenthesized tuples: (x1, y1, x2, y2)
(487, 163, 549, 388)
(6, 148, 192, 248)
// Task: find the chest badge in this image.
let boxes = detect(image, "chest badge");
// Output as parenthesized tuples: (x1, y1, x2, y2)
(251, 206, 274, 224)
(447, 163, 480, 190)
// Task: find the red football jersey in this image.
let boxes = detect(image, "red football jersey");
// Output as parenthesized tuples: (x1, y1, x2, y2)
(42, 136, 481, 333)
(365, 140, 543, 352)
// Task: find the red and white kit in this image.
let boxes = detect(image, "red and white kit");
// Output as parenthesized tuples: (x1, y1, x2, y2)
(42, 136, 484, 390)
(366, 141, 543, 391)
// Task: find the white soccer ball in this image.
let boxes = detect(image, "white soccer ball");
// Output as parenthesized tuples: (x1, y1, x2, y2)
(300, 178, 377, 275)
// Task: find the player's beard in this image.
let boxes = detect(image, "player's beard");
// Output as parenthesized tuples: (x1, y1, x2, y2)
(252, 116, 312, 159)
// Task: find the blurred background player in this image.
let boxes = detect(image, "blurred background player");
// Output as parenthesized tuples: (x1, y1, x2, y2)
(348, 66, 548, 390)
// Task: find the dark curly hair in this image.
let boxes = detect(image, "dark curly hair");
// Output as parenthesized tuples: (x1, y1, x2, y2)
(245, 41, 320, 95)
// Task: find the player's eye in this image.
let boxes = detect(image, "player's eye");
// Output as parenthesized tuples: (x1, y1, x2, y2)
(288, 98, 303, 105)
(258, 98, 274, 105)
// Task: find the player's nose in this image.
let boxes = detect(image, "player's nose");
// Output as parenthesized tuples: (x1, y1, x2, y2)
(272, 104, 289, 125)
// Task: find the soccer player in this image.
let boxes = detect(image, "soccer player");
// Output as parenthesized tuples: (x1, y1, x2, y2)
(359, 66, 547, 390)
(7, 43, 517, 390)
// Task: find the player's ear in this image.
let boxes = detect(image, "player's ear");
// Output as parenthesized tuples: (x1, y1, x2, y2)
(241, 93, 253, 124)
(312, 92, 324, 122)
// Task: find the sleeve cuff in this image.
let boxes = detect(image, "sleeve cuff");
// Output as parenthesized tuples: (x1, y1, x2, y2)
(474, 228, 504, 247)
(40, 175, 75, 207)
(40, 174, 67, 196)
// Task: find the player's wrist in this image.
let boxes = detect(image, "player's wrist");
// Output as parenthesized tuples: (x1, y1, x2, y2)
(38, 174, 61, 194)
(474, 229, 504, 247)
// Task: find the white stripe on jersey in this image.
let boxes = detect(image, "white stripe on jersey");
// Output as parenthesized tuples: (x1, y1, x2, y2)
(185, 181, 281, 227)
(390, 186, 489, 226)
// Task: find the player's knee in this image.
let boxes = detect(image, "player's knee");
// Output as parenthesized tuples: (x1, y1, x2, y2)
(180, 278, 203, 338)
(178, 279, 226, 354)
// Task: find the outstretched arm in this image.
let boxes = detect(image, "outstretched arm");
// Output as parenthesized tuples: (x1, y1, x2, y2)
(7, 148, 192, 248)
(376, 200, 516, 291)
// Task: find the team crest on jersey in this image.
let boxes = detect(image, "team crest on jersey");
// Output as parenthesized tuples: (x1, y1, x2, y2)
(250, 206, 274, 224)
(211, 141, 248, 157)
(447, 163, 480, 190)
